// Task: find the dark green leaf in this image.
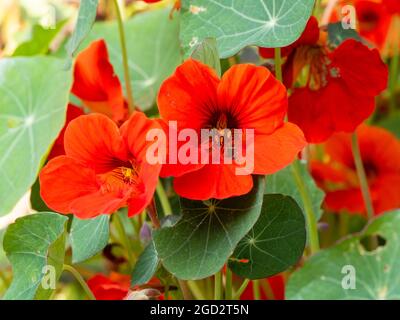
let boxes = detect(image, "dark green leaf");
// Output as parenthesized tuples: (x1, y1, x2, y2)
(191, 38, 221, 77)
(287, 210, 400, 300)
(0, 57, 72, 216)
(132, 241, 159, 286)
(30, 178, 51, 212)
(66, 0, 99, 57)
(265, 162, 325, 222)
(180, 0, 315, 58)
(229, 194, 306, 279)
(70, 215, 110, 264)
(153, 176, 265, 280)
(3, 212, 68, 300)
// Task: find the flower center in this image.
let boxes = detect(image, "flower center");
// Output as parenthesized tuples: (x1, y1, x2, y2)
(99, 160, 140, 194)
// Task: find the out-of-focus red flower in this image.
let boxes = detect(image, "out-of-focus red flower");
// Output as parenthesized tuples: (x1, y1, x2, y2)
(72, 39, 128, 124)
(288, 39, 388, 143)
(48, 104, 84, 160)
(384, 0, 400, 13)
(240, 275, 285, 300)
(88, 273, 131, 300)
(88, 273, 164, 300)
(311, 125, 400, 216)
(39, 112, 161, 219)
(332, 0, 399, 54)
(158, 59, 306, 200)
(355, 1, 391, 49)
(259, 16, 320, 59)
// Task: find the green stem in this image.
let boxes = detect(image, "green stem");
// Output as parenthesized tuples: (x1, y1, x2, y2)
(252, 280, 261, 300)
(178, 279, 192, 300)
(291, 161, 320, 254)
(351, 133, 375, 219)
(225, 267, 233, 300)
(156, 180, 173, 216)
(63, 264, 96, 300)
(214, 270, 223, 300)
(275, 47, 320, 253)
(187, 280, 206, 300)
(233, 279, 250, 300)
(113, 0, 135, 113)
(274, 48, 283, 83)
(113, 213, 135, 268)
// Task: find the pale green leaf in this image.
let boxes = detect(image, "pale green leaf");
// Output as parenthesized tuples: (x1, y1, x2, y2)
(180, 0, 315, 58)
(287, 210, 400, 300)
(83, 8, 182, 110)
(0, 57, 72, 216)
(70, 215, 110, 264)
(3, 212, 68, 300)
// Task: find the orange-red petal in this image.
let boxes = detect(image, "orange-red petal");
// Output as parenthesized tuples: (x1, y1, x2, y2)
(72, 39, 127, 122)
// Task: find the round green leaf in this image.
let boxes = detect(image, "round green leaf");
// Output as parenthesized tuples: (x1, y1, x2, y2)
(84, 8, 182, 110)
(229, 194, 306, 279)
(265, 162, 325, 222)
(70, 215, 110, 264)
(180, 0, 315, 58)
(0, 57, 72, 216)
(132, 241, 159, 287)
(153, 176, 265, 280)
(3, 212, 68, 300)
(287, 210, 400, 300)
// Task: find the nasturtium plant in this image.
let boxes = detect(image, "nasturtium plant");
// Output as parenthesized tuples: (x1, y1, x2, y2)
(180, 0, 315, 58)
(3, 213, 68, 300)
(287, 211, 400, 300)
(0, 57, 72, 216)
(153, 177, 265, 280)
(229, 194, 306, 280)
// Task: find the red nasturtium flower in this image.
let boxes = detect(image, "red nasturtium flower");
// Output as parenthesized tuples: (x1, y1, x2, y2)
(88, 273, 164, 300)
(39, 112, 161, 219)
(311, 125, 400, 216)
(72, 39, 128, 123)
(333, 0, 400, 53)
(47, 104, 84, 160)
(158, 59, 306, 200)
(287, 34, 388, 143)
(240, 275, 285, 300)
(88, 273, 131, 300)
